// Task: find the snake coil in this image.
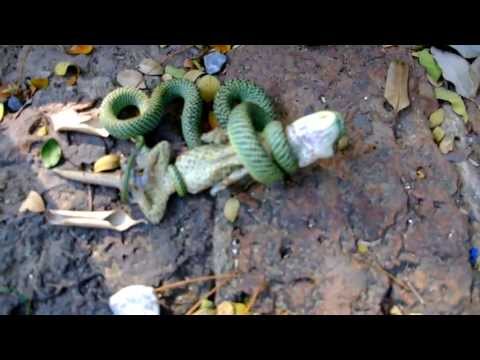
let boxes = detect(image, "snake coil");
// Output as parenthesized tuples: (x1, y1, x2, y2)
(100, 78, 298, 186)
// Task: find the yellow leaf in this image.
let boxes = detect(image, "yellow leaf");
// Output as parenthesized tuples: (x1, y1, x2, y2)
(19, 191, 45, 214)
(208, 111, 219, 129)
(67, 45, 94, 55)
(357, 242, 369, 254)
(224, 197, 240, 223)
(390, 306, 403, 315)
(55, 62, 79, 77)
(34, 125, 48, 137)
(384, 60, 410, 113)
(183, 70, 204, 83)
(30, 78, 49, 90)
(217, 301, 235, 315)
(434, 87, 469, 123)
(197, 75, 221, 103)
(233, 303, 249, 315)
(0, 103, 4, 123)
(94, 154, 121, 173)
(210, 45, 232, 54)
(429, 108, 444, 128)
(432, 126, 445, 143)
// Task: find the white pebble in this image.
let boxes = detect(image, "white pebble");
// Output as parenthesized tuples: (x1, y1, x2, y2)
(109, 285, 160, 315)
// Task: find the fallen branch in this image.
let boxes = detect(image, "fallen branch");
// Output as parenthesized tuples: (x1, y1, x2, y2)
(155, 272, 237, 294)
(185, 278, 233, 315)
(245, 281, 267, 313)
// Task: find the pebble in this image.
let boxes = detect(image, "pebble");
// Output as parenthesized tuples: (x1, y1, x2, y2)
(109, 285, 160, 315)
(7, 96, 23, 112)
(204, 52, 227, 75)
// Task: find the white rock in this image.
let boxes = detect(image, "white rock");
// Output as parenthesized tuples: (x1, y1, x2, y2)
(109, 285, 160, 315)
(286, 111, 345, 168)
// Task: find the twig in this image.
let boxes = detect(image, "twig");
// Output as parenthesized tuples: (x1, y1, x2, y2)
(14, 99, 33, 119)
(404, 279, 426, 305)
(354, 256, 409, 291)
(87, 185, 94, 211)
(155, 272, 237, 294)
(245, 281, 266, 313)
(185, 279, 231, 315)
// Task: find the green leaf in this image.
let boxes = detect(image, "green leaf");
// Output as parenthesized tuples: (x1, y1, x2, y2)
(434, 87, 469, 123)
(41, 139, 62, 168)
(414, 49, 442, 82)
(164, 65, 186, 79)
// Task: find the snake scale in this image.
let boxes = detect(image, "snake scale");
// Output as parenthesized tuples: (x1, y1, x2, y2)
(99, 79, 298, 185)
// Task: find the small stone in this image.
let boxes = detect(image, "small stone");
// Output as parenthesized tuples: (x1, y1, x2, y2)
(439, 135, 455, 154)
(204, 52, 228, 75)
(432, 126, 445, 143)
(109, 285, 160, 315)
(7, 96, 23, 112)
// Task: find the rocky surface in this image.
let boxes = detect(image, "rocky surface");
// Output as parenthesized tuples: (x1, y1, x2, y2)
(1, 45, 480, 315)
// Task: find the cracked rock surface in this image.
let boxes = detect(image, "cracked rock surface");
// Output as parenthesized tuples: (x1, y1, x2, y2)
(1, 45, 480, 314)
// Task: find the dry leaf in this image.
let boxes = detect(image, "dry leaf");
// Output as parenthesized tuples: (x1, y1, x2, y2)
(47, 209, 146, 232)
(429, 108, 445, 128)
(162, 73, 173, 82)
(117, 69, 146, 89)
(94, 154, 121, 173)
(50, 108, 110, 137)
(210, 45, 232, 54)
(434, 87, 469, 123)
(197, 75, 221, 102)
(233, 303, 249, 315)
(35, 125, 49, 137)
(390, 306, 403, 315)
(164, 65, 186, 79)
(439, 135, 454, 154)
(384, 60, 410, 113)
(138, 58, 163, 76)
(19, 191, 45, 213)
(183, 58, 194, 69)
(54, 62, 79, 76)
(183, 70, 204, 83)
(217, 301, 235, 315)
(29, 78, 49, 90)
(224, 197, 240, 222)
(431, 47, 480, 99)
(67, 45, 94, 55)
(432, 126, 445, 143)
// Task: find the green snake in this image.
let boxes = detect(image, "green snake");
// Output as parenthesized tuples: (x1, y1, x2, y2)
(100, 79, 298, 185)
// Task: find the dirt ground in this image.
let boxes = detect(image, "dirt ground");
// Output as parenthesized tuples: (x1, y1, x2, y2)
(1, 45, 480, 315)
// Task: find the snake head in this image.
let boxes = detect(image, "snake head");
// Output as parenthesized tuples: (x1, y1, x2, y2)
(286, 111, 346, 168)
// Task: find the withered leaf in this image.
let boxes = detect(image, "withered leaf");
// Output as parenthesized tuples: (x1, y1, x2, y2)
(384, 60, 410, 113)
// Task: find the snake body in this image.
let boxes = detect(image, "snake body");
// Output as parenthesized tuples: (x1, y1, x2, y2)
(100, 78, 298, 186)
